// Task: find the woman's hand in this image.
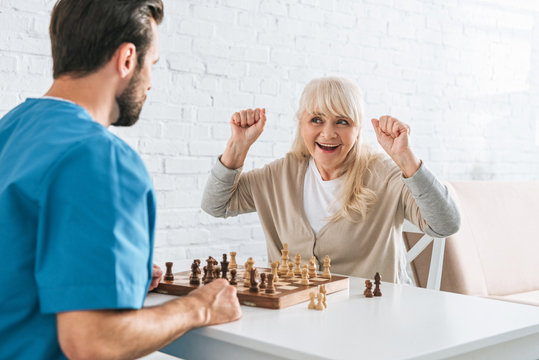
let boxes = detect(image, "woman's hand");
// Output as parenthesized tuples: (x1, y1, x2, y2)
(371, 116, 421, 178)
(221, 108, 267, 169)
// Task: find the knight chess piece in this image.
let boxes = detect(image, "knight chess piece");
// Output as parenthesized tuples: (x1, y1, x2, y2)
(308, 256, 317, 278)
(249, 268, 259, 292)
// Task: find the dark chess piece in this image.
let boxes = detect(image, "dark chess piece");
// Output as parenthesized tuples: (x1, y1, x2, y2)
(221, 253, 229, 279)
(214, 266, 221, 279)
(259, 273, 266, 289)
(189, 259, 201, 285)
(364, 280, 373, 298)
(265, 273, 275, 294)
(229, 269, 237, 285)
(204, 257, 215, 284)
(373, 272, 382, 297)
(164, 262, 174, 281)
(249, 268, 259, 292)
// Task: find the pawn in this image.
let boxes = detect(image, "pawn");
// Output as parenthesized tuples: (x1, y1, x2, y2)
(373, 272, 382, 297)
(259, 273, 267, 289)
(301, 267, 310, 286)
(364, 280, 373, 298)
(229, 269, 237, 285)
(308, 292, 316, 309)
(164, 262, 174, 281)
(265, 273, 275, 294)
(286, 262, 294, 278)
(315, 293, 325, 310)
(319, 285, 327, 309)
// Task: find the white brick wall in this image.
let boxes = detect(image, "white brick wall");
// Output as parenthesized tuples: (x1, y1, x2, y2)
(1, 0, 539, 267)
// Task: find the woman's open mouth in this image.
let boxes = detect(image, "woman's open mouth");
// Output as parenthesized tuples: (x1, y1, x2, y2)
(316, 142, 341, 152)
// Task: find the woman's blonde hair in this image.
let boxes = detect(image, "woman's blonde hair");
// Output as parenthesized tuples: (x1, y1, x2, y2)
(290, 76, 381, 222)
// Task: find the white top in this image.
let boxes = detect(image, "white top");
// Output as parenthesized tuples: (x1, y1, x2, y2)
(303, 158, 343, 234)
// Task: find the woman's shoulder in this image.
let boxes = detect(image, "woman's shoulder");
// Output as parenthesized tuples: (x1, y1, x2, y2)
(362, 149, 401, 185)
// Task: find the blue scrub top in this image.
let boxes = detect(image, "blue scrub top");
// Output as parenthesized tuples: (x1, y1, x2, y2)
(0, 98, 156, 359)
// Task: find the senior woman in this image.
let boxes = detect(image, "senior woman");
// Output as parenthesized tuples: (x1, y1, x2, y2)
(202, 77, 460, 283)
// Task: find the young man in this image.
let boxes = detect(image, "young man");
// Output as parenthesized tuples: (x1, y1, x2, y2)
(0, 1, 241, 359)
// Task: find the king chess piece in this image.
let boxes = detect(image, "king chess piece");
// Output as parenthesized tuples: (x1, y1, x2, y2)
(220, 253, 229, 279)
(279, 243, 290, 275)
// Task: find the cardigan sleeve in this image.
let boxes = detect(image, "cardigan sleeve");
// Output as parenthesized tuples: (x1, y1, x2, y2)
(400, 162, 461, 238)
(201, 156, 256, 218)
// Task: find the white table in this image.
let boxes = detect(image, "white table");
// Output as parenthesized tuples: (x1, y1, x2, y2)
(145, 276, 539, 360)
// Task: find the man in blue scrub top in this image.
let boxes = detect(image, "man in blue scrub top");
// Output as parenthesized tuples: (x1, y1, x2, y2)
(0, 1, 241, 359)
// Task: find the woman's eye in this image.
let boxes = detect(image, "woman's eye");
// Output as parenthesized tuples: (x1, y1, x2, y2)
(311, 117, 322, 124)
(337, 119, 349, 125)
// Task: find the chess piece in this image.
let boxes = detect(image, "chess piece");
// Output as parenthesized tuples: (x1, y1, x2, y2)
(249, 268, 259, 292)
(229, 251, 237, 269)
(265, 273, 275, 294)
(315, 293, 325, 310)
(294, 253, 302, 277)
(204, 257, 215, 284)
(364, 280, 373, 298)
(321, 255, 331, 279)
(259, 273, 267, 289)
(189, 259, 201, 285)
(308, 256, 317, 278)
(164, 262, 174, 281)
(279, 243, 290, 275)
(244, 257, 255, 287)
(286, 262, 294, 278)
(319, 285, 327, 309)
(308, 292, 316, 309)
(373, 272, 382, 296)
(221, 253, 229, 279)
(301, 267, 310, 285)
(214, 266, 221, 280)
(270, 261, 280, 282)
(230, 269, 237, 285)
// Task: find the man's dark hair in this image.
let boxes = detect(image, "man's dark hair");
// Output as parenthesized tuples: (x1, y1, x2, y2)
(49, 0, 164, 78)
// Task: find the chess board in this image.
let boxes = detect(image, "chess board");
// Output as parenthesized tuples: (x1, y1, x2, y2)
(154, 267, 349, 309)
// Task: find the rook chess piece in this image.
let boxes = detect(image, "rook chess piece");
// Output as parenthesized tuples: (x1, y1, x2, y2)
(265, 273, 275, 294)
(164, 262, 174, 281)
(308, 292, 316, 309)
(364, 280, 374, 297)
(373, 272, 382, 297)
(229, 251, 237, 269)
(229, 269, 237, 285)
(321, 255, 331, 279)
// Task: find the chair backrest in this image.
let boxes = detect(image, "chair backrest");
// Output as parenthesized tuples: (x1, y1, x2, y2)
(405, 181, 539, 297)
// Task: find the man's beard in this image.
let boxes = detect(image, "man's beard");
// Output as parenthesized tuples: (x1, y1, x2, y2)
(112, 70, 145, 127)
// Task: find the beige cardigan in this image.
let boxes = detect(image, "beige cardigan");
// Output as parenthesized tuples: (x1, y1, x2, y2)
(202, 153, 460, 283)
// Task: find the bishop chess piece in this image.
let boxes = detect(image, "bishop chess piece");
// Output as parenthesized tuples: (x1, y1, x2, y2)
(364, 280, 373, 298)
(373, 272, 382, 297)
(164, 262, 174, 281)
(308, 256, 317, 278)
(220, 253, 229, 279)
(294, 253, 302, 277)
(229, 269, 237, 285)
(189, 259, 201, 285)
(321, 255, 331, 279)
(229, 251, 237, 270)
(265, 273, 275, 294)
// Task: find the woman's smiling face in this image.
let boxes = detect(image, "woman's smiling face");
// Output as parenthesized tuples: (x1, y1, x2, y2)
(300, 110, 359, 179)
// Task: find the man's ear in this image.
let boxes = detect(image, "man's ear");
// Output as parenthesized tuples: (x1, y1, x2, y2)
(115, 43, 137, 79)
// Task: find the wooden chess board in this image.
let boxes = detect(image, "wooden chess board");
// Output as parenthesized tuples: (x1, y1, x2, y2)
(154, 267, 349, 309)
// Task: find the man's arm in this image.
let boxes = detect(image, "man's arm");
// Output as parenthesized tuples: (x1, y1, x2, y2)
(57, 279, 241, 360)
